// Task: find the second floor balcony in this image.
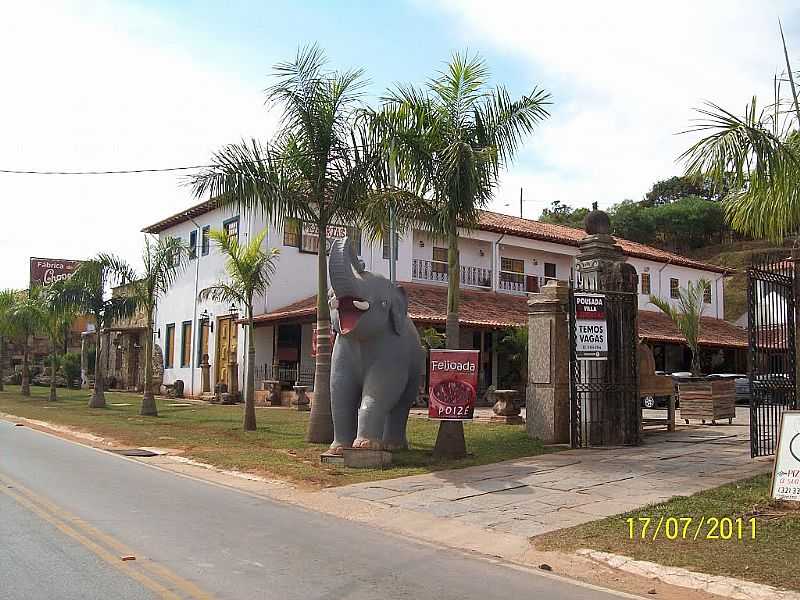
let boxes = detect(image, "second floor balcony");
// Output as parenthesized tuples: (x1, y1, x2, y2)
(412, 259, 492, 289)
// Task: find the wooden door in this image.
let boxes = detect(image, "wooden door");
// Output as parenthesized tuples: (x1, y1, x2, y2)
(215, 317, 238, 386)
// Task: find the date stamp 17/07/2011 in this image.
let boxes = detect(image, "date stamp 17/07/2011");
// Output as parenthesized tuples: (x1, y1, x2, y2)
(626, 516, 757, 541)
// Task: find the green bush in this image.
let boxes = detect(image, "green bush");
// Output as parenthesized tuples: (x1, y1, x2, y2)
(60, 352, 82, 388)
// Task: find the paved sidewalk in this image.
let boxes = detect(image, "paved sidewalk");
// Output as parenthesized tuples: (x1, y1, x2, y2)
(331, 420, 771, 538)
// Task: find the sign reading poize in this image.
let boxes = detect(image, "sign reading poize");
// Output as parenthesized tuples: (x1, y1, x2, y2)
(428, 349, 479, 420)
(574, 293, 608, 360)
(30, 257, 82, 286)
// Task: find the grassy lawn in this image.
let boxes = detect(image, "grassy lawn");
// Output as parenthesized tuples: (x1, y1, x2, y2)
(0, 385, 549, 488)
(536, 474, 800, 591)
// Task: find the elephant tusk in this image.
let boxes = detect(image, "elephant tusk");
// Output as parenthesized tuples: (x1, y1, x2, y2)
(352, 300, 370, 311)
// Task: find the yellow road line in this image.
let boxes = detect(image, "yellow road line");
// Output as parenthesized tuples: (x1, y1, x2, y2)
(0, 472, 214, 600)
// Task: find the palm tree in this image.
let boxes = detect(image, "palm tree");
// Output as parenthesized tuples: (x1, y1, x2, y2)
(650, 280, 709, 377)
(6, 289, 45, 397)
(378, 52, 550, 457)
(65, 257, 136, 408)
(125, 236, 187, 416)
(190, 45, 376, 443)
(199, 228, 279, 431)
(0, 289, 19, 392)
(39, 281, 78, 401)
(680, 25, 800, 240)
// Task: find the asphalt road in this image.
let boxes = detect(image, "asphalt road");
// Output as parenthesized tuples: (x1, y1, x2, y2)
(0, 420, 631, 600)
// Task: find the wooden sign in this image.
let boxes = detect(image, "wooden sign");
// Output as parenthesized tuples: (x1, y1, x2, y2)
(771, 411, 800, 502)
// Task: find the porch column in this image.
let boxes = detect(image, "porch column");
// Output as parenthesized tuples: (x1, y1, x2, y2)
(526, 280, 570, 444)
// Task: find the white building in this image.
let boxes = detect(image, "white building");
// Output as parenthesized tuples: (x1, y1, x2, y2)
(142, 200, 746, 397)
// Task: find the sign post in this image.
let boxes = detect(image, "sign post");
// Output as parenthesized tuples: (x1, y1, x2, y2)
(428, 349, 479, 420)
(574, 293, 608, 361)
(771, 411, 800, 502)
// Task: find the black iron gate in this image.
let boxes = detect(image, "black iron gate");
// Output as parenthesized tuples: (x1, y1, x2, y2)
(569, 285, 640, 448)
(747, 253, 797, 457)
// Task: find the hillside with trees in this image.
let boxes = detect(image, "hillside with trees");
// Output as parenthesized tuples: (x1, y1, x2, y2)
(538, 175, 792, 321)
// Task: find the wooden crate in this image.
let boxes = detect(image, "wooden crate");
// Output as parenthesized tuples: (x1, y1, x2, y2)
(678, 379, 736, 424)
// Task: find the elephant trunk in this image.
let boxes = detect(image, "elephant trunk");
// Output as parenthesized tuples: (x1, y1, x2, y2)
(329, 237, 365, 299)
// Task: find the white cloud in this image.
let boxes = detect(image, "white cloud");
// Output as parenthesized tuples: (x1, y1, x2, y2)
(429, 0, 794, 217)
(0, 1, 274, 288)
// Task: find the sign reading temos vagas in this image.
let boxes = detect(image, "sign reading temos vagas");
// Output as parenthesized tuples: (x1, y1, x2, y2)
(575, 293, 608, 361)
(772, 411, 800, 502)
(29, 257, 81, 286)
(428, 349, 479, 420)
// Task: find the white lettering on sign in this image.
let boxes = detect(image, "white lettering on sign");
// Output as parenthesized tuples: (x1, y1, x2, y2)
(430, 360, 477, 372)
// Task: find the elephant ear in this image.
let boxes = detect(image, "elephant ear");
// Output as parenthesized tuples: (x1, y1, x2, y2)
(389, 286, 409, 336)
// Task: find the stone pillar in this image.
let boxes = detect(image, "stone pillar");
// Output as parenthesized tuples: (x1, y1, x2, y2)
(227, 358, 239, 402)
(526, 280, 571, 444)
(200, 353, 211, 394)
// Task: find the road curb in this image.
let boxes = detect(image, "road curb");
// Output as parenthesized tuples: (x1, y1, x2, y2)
(578, 549, 800, 600)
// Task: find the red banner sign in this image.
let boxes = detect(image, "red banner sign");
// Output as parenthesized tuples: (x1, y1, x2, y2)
(29, 257, 82, 286)
(428, 349, 479, 420)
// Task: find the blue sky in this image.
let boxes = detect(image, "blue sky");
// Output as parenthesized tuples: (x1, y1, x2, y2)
(0, 0, 797, 287)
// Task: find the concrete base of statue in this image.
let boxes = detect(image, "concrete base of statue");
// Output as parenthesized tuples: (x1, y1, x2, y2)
(342, 448, 392, 469)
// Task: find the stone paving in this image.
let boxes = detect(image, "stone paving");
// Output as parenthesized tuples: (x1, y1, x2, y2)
(331, 413, 772, 537)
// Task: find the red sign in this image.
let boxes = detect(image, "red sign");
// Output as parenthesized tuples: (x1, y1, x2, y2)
(428, 349, 479, 420)
(29, 257, 82, 286)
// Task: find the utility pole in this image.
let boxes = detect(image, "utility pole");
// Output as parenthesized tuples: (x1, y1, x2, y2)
(519, 187, 523, 218)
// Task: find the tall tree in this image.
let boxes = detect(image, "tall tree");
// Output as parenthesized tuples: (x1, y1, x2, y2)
(65, 257, 136, 408)
(650, 280, 709, 376)
(0, 289, 19, 392)
(6, 289, 45, 397)
(642, 175, 722, 206)
(191, 45, 375, 443)
(125, 236, 187, 416)
(199, 228, 279, 431)
(379, 52, 550, 457)
(539, 200, 589, 228)
(679, 25, 800, 240)
(39, 281, 78, 401)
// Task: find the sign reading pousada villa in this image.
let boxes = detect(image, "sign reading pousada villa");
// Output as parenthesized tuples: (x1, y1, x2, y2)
(574, 293, 608, 361)
(772, 411, 800, 502)
(428, 349, 479, 420)
(29, 257, 82, 286)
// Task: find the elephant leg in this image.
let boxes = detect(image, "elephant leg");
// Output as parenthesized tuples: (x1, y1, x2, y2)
(353, 369, 408, 450)
(382, 376, 419, 451)
(329, 370, 361, 455)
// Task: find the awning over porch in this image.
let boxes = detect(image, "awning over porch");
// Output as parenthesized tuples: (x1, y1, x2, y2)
(254, 282, 748, 348)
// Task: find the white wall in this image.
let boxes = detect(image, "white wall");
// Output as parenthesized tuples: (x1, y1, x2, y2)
(627, 258, 725, 319)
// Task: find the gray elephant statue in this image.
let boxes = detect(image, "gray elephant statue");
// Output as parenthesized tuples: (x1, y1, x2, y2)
(327, 237, 424, 454)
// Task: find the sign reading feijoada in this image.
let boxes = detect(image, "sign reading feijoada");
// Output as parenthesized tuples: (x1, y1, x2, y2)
(29, 257, 82, 286)
(428, 349, 479, 420)
(575, 293, 608, 361)
(772, 411, 800, 502)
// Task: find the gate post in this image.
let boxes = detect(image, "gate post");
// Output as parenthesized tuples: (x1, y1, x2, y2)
(526, 280, 571, 444)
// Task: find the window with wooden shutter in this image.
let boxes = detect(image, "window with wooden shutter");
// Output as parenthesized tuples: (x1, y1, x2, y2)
(180, 321, 192, 368)
(164, 324, 175, 369)
(641, 272, 651, 295)
(432, 246, 448, 274)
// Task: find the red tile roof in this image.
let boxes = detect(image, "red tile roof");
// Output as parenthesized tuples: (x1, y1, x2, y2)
(638, 310, 747, 349)
(141, 198, 218, 234)
(142, 202, 728, 274)
(254, 282, 747, 348)
(476, 211, 730, 274)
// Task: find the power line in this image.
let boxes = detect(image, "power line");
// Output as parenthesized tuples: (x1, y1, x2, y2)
(0, 142, 383, 176)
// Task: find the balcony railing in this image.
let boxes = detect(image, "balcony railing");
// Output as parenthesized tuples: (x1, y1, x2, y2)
(412, 259, 492, 289)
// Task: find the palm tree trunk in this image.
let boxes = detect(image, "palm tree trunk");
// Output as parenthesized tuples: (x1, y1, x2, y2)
(49, 339, 58, 401)
(140, 308, 157, 416)
(690, 346, 701, 377)
(307, 223, 334, 444)
(89, 328, 106, 408)
(434, 229, 467, 459)
(243, 306, 257, 432)
(0, 335, 5, 392)
(21, 341, 30, 397)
